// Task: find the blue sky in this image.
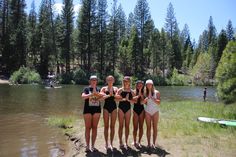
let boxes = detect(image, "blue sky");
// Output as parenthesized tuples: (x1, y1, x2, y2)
(25, 0, 236, 41)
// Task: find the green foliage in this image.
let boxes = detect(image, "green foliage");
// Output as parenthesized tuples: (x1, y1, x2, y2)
(170, 68, 190, 86)
(148, 75, 167, 86)
(10, 67, 41, 84)
(57, 72, 74, 84)
(216, 41, 236, 104)
(73, 68, 87, 85)
(191, 53, 211, 85)
(113, 70, 123, 85)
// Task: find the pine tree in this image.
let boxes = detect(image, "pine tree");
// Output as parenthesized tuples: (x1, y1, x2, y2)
(127, 12, 135, 37)
(118, 38, 131, 75)
(38, 0, 54, 78)
(77, 0, 97, 74)
(8, 0, 27, 73)
(226, 20, 234, 41)
(106, 0, 119, 75)
(54, 14, 64, 74)
(208, 16, 217, 46)
(128, 26, 140, 76)
(61, 0, 74, 73)
(216, 29, 228, 67)
(134, 0, 152, 77)
(165, 2, 182, 70)
(0, 0, 9, 75)
(117, 4, 126, 40)
(180, 24, 191, 65)
(27, 0, 39, 68)
(148, 28, 160, 75)
(198, 30, 208, 52)
(165, 2, 177, 41)
(159, 28, 167, 78)
(97, 0, 108, 78)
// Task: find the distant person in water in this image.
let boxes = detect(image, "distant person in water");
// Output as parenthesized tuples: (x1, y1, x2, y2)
(47, 71, 55, 87)
(203, 87, 207, 101)
(81, 75, 104, 152)
(100, 75, 118, 151)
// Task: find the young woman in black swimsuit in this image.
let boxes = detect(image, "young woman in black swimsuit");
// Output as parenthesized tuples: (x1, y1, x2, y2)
(116, 76, 134, 149)
(132, 80, 145, 148)
(81, 75, 104, 152)
(100, 75, 118, 151)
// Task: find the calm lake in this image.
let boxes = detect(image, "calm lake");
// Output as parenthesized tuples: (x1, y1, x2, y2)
(0, 84, 217, 157)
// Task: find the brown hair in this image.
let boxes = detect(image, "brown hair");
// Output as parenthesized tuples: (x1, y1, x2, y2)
(144, 84, 155, 97)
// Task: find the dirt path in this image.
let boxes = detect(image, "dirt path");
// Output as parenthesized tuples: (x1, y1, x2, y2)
(63, 120, 236, 157)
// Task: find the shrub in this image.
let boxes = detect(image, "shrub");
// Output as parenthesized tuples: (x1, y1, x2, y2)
(73, 68, 88, 85)
(170, 68, 190, 86)
(57, 72, 74, 84)
(10, 67, 41, 84)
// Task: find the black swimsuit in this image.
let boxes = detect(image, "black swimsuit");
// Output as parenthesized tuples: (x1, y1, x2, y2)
(133, 96, 144, 115)
(103, 88, 117, 113)
(83, 87, 101, 115)
(118, 90, 133, 114)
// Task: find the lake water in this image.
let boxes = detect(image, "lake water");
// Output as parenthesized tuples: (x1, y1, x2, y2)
(0, 84, 217, 157)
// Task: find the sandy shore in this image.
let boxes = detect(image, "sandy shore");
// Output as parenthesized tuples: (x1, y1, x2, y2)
(63, 119, 236, 157)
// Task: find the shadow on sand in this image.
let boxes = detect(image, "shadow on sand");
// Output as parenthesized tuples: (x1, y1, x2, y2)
(75, 145, 170, 157)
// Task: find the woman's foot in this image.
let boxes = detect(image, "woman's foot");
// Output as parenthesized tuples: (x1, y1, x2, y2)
(109, 144, 114, 151)
(90, 147, 98, 152)
(104, 144, 108, 151)
(124, 143, 129, 149)
(137, 143, 142, 148)
(85, 146, 90, 152)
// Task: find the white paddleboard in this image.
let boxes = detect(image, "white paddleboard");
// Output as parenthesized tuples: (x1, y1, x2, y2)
(197, 117, 236, 127)
(197, 117, 219, 123)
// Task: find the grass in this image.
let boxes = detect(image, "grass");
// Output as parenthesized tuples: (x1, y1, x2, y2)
(47, 101, 236, 156)
(159, 101, 236, 138)
(47, 116, 76, 132)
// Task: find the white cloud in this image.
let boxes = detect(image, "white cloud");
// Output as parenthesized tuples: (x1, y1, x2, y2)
(53, 3, 81, 17)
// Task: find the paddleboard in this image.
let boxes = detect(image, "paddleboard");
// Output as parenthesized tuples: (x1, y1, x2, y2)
(197, 117, 219, 123)
(197, 117, 236, 127)
(218, 120, 236, 127)
(45, 86, 62, 89)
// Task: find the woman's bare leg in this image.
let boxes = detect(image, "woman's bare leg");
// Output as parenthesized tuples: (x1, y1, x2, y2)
(84, 114, 92, 149)
(118, 109, 124, 146)
(103, 109, 109, 148)
(91, 113, 101, 149)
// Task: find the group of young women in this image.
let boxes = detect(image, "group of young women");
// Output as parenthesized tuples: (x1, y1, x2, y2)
(81, 75, 160, 152)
